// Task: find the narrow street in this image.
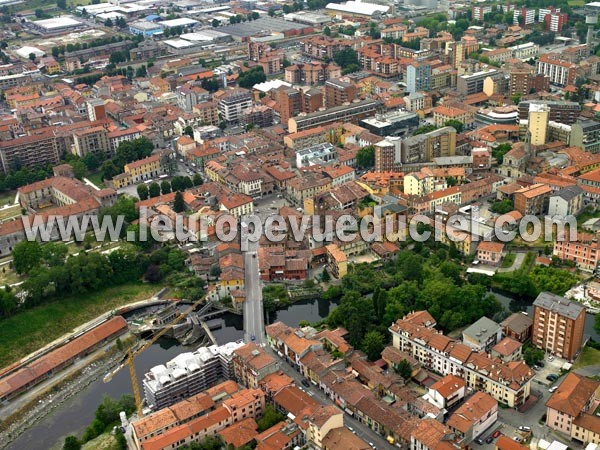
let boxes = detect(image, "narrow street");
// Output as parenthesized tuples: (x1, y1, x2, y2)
(264, 346, 395, 449)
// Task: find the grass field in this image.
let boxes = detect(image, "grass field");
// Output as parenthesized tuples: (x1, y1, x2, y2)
(501, 253, 516, 268)
(568, 0, 586, 6)
(0, 282, 159, 368)
(86, 172, 105, 189)
(0, 191, 16, 207)
(573, 346, 600, 370)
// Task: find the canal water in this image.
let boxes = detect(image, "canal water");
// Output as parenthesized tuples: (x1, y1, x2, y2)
(7, 297, 339, 450)
(7, 292, 598, 450)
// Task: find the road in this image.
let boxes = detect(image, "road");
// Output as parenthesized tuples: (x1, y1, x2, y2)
(243, 238, 265, 344)
(264, 345, 394, 450)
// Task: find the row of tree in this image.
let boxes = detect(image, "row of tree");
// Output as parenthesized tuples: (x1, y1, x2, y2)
(63, 395, 134, 450)
(323, 245, 504, 360)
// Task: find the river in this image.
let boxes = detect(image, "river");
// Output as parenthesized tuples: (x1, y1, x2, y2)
(7, 291, 598, 450)
(6, 297, 339, 450)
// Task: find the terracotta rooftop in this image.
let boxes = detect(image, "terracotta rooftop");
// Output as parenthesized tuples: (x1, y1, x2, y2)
(491, 337, 522, 357)
(545, 372, 600, 417)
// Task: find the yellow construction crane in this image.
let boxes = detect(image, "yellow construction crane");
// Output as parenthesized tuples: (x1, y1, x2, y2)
(104, 297, 207, 418)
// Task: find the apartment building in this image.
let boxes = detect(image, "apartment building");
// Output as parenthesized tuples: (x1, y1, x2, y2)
(0, 131, 61, 173)
(532, 292, 585, 361)
(324, 79, 357, 108)
(301, 36, 353, 60)
(545, 372, 600, 443)
(73, 126, 111, 157)
(457, 69, 500, 96)
(570, 119, 600, 154)
(553, 231, 600, 271)
(514, 183, 552, 215)
(462, 317, 502, 352)
(501, 313, 533, 343)
(518, 100, 580, 125)
(536, 55, 577, 86)
(447, 392, 498, 444)
(401, 127, 457, 164)
(389, 311, 534, 407)
(124, 153, 163, 185)
(548, 185, 583, 216)
(142, 341, 245, 410)
(513, 7, 536, 25)
(528, 103, 550, 146)
(217, 89, 253, 124)
(285, 62, 341, 85)
(406, 63, 431, 94)
(432, 105, 473, 129)
(288, 99, 380, 133)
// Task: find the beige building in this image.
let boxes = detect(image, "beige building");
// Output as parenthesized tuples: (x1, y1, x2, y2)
(73, 126, 111, 157)
(545, 372, 600, 443)
(528, 103, 550, 146)
(307, 406, 344, 448)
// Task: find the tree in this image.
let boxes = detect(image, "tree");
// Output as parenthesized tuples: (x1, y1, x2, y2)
(356, 145, 375, 168)
(523, 346, 545, 367)
(444, 119, 464, 133)
(62, 436, 81, 450)
(268, 8, 275, 16)
(160, 180, 171, 195)
(446, 176, 457, 187)
(12, 241, 42, 275)
(511, 93, 522, 105)
(135, 65, 147, 78)
(148, 182, 161, 198)
(492, 142, 512, 164)
(238, 66, 266, 89)
(212, 18, 220, 27)
(104, 18, 113, 27)
(324, 26, 331, 36)
(57, 0, 67, 9)
(28, 52, 36, 62)
(395, 359, 413, 380)
(333, 48, 359, 69)
(201, 77, 219, 93)
(257, 405, 285, 432)
(251, 11, 259, 20)
(184, 125, 194, 137)
(209, 264, 221, 279)
(413, 124, 437, 135)
(490, 199, 514, 214)
(595, 313, 600, 336)
(193, 174, 203, 186)
(321, 268, 331, 282)
(173, 191, 185, 212)
(137, 184, 149, 200)
(362, 330, 385, 361)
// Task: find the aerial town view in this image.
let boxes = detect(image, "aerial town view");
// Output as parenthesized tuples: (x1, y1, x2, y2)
(3, 0, 600, 449)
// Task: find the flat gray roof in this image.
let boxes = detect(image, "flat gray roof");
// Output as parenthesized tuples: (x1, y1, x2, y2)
(463, 316, 500, 344)
(533, 292, 585, 320)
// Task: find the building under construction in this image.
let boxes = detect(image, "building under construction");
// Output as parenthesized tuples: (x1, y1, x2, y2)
(143, 340, 244, 410)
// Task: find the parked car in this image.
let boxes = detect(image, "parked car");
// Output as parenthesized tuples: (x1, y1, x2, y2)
(549, 386, 558, 393)
(548, 355, 554, 361)
(301, 379, 310, 387)
(346, 426, 355, 434)
(537, 361, 545, 367)
(533, 365, 541, 371)
(547, 374, 558, 381)
(486, 437, 494, 444)
(514, 436, 522, 442)
(476, 438, 484, 445)
(518, 426, 531, 432)
(492, 430, 502, 439)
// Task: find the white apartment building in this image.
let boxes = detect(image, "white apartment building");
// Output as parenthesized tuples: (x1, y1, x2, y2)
(389, 311, 534, 408)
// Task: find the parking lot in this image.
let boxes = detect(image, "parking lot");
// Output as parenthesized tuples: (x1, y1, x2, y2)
(531, 354, 566, 387)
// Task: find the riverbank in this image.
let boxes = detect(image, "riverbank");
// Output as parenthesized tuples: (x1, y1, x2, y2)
(0, 334, 135, 450)
(0, 282, 158, 367)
